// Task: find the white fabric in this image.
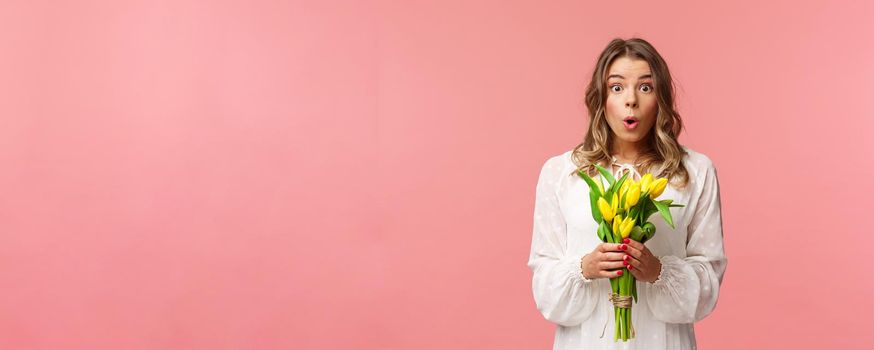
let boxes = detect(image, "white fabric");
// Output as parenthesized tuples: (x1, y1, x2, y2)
(527, 146, 727, 349)
(609, 156, 643, 182)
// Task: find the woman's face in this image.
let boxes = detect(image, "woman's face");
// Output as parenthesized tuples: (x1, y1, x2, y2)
(604, 56, 658, 148)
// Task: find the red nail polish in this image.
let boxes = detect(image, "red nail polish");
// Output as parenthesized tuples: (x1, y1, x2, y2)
(620, 244, 627, 250)
(628, 265, 633, 270)
(623, 238, 630, 244)
(617, 270, 623, 276)
(623, 255, 629, 261)
(623, 261, 629, 266)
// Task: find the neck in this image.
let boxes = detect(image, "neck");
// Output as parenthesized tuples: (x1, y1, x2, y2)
(611, 139, 650, 164)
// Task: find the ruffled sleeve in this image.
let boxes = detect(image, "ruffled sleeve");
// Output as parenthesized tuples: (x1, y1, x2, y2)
(645, 158, 728, 324)
(527, 155, 600, 327)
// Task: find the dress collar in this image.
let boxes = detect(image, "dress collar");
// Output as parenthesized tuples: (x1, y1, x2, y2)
(610, 156, 642, 181)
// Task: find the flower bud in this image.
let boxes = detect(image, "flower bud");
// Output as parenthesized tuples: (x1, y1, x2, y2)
(649, 178, 668, 198)
(640, 173, 654, 193)
(598, 197, 615, 223)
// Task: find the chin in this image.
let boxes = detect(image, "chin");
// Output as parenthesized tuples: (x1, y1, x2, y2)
(615, 129, 652, 143)
(617, 135, 645, 143)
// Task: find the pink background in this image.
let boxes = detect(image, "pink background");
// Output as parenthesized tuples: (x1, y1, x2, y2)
(1, 0, 872, 349)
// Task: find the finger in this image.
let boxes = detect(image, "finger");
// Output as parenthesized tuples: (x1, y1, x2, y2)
(597, 263, 626, 278)
(602, 252, 627, 261)
(623, 254, 641, 269)
(597, 243, 623, 255)
(624, 239, 648, 255)
(604, 268, 626, 279)
(623, 243, 643, 259)
(624, 238, 643, 250)
(599, 243, 625, 253)
(599, 260, 627, 271)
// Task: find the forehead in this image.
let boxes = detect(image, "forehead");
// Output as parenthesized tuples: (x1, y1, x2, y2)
(606, 57, 652, 79)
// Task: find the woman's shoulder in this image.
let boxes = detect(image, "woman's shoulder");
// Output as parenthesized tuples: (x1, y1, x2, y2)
(541, 150, 574, 170)
(680, 145, 718, 179)
(537, 150, 575, 183)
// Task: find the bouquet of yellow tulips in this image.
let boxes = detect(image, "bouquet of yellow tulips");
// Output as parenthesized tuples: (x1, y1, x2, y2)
(577, 164, 684, 341)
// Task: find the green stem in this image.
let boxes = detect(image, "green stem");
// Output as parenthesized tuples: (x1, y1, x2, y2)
(615, 307, 620, 341)
(621, 308, 625, 341)
(618, 271, 624, 341)
(624, 270, 632, 340)
(611, 276, 617, 294)
(622, 309, 630, 340)
(618, 308, 623, 341)
(623, 308, 627, 341)
(612, 273, 619, 341)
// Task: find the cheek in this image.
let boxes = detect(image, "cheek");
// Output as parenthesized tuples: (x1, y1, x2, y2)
(641, 94, 658, 110)
(640, 97, 658, 120)
(605, 96, 624, 117)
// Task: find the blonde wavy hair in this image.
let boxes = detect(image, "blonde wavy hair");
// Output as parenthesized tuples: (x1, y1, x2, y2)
(570, 37, 690, 191)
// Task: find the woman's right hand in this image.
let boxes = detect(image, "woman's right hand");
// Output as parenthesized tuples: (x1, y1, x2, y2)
(581, 242, 629, 279)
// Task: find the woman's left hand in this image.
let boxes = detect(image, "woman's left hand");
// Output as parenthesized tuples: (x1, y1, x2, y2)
(621, 237, 662, 283)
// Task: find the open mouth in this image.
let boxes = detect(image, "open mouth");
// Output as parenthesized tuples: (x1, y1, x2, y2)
(623, 117, 639, 128)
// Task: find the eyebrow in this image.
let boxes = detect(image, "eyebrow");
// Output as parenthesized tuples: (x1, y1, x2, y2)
(607, 74, 652, 80)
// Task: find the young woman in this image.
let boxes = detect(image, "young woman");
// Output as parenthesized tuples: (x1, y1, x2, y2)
(527, 38, 727, 349)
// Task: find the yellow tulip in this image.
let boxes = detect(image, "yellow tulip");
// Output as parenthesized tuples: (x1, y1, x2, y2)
(613, 214, 622, 236)
(619, 180, 631, 198)
(618, 183, 628, 210)
(619, 216, 635, 238)
(611, 193, 619, 215)
(649, 178, 669, 198)
(640, 173, 654, 194)
(624, 182, 641, 210)
(597, 197, 612, 220)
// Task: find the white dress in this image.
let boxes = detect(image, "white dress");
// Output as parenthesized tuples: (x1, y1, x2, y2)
(526, 146, 727, 350)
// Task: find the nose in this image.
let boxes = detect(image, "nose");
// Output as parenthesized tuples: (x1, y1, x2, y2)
(625, 91, 637, 108)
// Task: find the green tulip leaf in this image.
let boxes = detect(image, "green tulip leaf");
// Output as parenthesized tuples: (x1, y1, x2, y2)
(594, 163, 616, 186)
(577, 170, 602, 197)
(606, 171, 630, 201)
(647, 199, 660, 221)
(615, 171, 629, 189)
(628, 206, 639, 221)
(596, 220, 608, 242)
(639, 197, 656, 222)
(606, 221, 618, 243)
(652, 200, 675, 229)
(589, 190, 603, 222)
